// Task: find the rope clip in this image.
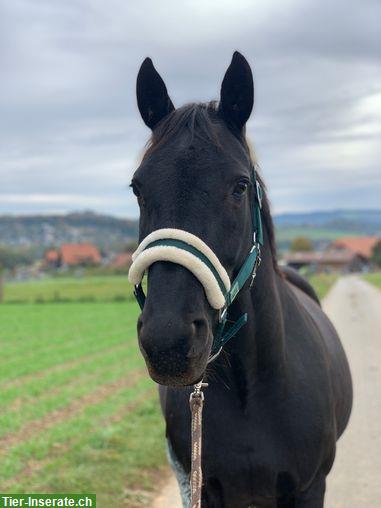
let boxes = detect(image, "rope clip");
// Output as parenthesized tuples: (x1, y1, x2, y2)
(190, 380, 208, 402)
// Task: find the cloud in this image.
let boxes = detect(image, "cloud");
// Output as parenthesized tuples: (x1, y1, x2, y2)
(0, 0, 380, 217)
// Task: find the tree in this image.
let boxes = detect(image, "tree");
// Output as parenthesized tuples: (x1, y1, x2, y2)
(290, 236, 313, 252)
(125, 240, 138, 252)
(371, 240, 381, 268)
(0, 245, 37, 269)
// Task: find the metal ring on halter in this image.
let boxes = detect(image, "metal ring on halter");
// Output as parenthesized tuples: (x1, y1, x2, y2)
(207, 347, 223, 364)
(218, 305, 227, 323)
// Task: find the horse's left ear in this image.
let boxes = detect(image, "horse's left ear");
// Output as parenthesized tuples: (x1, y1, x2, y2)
(136, 57, 175, 130)
(219, 51, 254, 132)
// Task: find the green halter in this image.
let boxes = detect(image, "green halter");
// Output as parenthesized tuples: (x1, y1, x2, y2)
(133, 163, 263, 361)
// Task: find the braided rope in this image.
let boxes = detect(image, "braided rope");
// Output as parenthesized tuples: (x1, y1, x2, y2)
(189, 383, 207, 508)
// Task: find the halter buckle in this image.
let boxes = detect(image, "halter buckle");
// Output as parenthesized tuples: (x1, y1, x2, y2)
(219, 305, 227, 323)
(256, 180, 263, 209)
(249, 249, 262, 288)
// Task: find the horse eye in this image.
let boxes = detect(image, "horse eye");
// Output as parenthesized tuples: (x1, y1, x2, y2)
(233, 180, 249, 197)
(130, 183, 145, 207)
(130, 183, 141, 198)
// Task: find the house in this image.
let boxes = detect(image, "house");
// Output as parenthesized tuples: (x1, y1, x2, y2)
(331, 236, 381, 259)
(44, 243, 101, 268)
(110, 252, 133, 270)
(282, 249, 366, 274)
(45, 249, 59, 265)
(60, 244, 101, 266)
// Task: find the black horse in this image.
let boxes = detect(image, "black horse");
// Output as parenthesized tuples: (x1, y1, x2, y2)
(130, 52, 352, 507)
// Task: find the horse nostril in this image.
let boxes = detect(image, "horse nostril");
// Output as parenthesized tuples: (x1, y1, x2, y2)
(187, 318, 209, 359)
(138, 313, 210, 361)
(192, 318, 208, 337)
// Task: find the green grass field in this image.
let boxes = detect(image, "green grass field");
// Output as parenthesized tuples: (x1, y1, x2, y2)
(362, 272, 381, 290)
(3, 276, 135, 304)
(0, 299, 167, 507)
(3, 270, 336, 304)
(275, 226, 361, 243)
(0, 273, 336, 506)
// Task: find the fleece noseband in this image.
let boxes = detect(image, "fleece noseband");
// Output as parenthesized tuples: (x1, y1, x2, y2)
(129, 228, 231, 309)
(128, 165, 264, 360)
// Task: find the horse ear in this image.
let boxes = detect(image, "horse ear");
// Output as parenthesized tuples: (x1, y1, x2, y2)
(219, 51, 254, 132)
(136, 58, 175, 130)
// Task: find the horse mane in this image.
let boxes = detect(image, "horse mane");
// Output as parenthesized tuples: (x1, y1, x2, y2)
(144, 102, 278, 270)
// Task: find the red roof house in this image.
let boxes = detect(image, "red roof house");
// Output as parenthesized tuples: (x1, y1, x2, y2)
(282, 249, 366, 273)
(331, 237, 381, 259)
(110, 252, 133, 269)
(60, 244, 101, 266)
(45, 249, 59, 264)
(44, 244, 101, 268)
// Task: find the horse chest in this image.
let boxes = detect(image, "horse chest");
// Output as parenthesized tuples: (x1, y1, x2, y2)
(165, 385, 328, 502)
(203, 410, 291, 487)
(169, 408, 295, 505)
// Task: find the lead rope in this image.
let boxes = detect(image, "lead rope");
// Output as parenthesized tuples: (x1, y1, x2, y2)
(189, 381, 208, 508)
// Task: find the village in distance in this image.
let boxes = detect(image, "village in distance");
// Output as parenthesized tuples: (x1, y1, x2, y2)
(0, 209, 381, 304)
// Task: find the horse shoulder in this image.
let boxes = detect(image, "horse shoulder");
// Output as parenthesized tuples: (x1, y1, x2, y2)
(280, 278, 352, 438)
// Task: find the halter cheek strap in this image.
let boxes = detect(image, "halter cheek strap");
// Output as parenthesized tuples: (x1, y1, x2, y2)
(128, 165, 263, 360)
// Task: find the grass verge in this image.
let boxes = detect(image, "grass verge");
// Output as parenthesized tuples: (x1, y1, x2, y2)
(362, 272, 381, 290)
(307, 273, 338, 300)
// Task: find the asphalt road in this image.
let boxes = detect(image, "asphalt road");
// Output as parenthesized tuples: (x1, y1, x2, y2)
(153, 276, 381, 507)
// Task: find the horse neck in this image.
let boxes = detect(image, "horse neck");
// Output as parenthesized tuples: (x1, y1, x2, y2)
(215, 228, 286, 393)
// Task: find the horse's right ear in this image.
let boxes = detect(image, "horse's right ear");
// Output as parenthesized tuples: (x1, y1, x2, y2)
(136, 58, 175, 130)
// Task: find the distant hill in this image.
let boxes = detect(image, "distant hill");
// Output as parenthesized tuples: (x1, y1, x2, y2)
(275, 209, 381, 229)
(0, 211, 138, 251)
(274, 209, 381, 250)
(1, 209, 380, 252)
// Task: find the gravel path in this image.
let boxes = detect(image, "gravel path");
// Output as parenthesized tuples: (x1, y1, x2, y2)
(152, 473, 181, 508)
(153, 275, 381, 507)
(324, 276, 381, 507)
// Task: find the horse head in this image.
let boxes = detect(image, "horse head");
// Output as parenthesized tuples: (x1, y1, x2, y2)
(130, 52, 257, 386)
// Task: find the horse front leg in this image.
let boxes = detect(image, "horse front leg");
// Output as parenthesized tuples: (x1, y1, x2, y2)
(201, 480, 226, 508)
(294, 473, 326, 508)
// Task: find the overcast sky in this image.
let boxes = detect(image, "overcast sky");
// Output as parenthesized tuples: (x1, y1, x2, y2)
(1, 0, 380, 217)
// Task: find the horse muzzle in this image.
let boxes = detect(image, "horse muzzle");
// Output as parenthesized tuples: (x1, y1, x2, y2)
(137, 305, 212, 386)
